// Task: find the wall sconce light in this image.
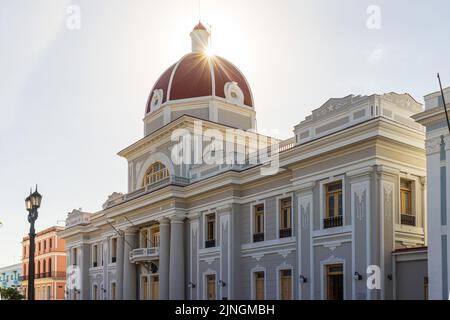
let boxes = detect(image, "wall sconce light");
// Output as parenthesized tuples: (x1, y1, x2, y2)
(299, 275, 308, 283)
(353, 272, 362, 281)
(188, 282, 196, 289)
(387, 274, 392, 281)
(101, 286, 107, 293)
(218, 280, 226, 287)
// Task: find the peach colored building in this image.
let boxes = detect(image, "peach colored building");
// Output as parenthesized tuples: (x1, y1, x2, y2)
(21, 226, 67, 300)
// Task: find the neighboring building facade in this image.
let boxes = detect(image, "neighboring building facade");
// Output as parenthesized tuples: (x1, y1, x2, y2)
(414, 86, 450, 300)
(0, 263, 22, 290)
(59, 24, 428, 300)
(21, 226, 67, 300)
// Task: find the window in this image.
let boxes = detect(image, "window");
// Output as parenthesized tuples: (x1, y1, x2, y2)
(44, 240, 46, 251)
(280, 269, 292, 300)
(141, 229, 149, 248)
(48, 258, 52, 274)
(92, 245, 98, 267)
(111, 238, 117, 263)
(326, 264, 343, 300)
(143, 162, 169, 186)
(49, 238, 52, 249)
(151, 230, 160, 248)
(324, 181, 343, 228)
(279, 198, 292, 238)
(111, 282, 116, 300)
(151, 276, 159, 300)
(400, 179, 415, 226)
(254, 272, 265, 300)
(47, 286, 51, 300)
(424, 276, 428, 300)
(142, 277, 148, 300)
(38, 242, 41, 252)
(253, 204, 265, 242)
(73, 248, 78, 266)
(93, 285, 98, 300)
(205, 213, 216, 248)
(206, 274, 216, 300)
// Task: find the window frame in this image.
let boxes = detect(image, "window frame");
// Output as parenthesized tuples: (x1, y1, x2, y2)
(142, 162, 170, 187)
(204, 272, 217, 301)
(325, 181, 343, 219)
(252, 202, 266, 242)
(110, 238, 117, 263)
(277, 195, 293, 239)
(400, 179, 413, 216)
(320, 177, 345, 229)
(202, 211, 217, 249)
(276, 265, 294, 300)
(251, 268, 267, 300)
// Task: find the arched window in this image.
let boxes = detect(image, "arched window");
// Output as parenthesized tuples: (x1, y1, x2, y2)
(143, 162, 169, 186)
(48, 258, 52, 274)
(37, 261, 40, 275)
(43, 260, 46, 274)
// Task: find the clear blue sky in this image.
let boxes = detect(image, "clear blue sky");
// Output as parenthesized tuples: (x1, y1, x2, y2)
(1, 0, 450, 266)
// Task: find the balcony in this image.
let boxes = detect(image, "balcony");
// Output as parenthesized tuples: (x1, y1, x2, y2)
(29, 272, 66, 280)
(129, 247, 159, 263)
(253, 233, 265, 243)
(205, 239, 216, 248)
(279, 228, 292, 238)
(401, 214, 416, 226)
(323, 216, 343, 229)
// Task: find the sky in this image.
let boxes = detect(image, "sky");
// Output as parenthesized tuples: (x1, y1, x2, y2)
(1, 0, 450, 267)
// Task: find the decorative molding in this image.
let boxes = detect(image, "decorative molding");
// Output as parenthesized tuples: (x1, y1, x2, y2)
(425, 136, 442, 155)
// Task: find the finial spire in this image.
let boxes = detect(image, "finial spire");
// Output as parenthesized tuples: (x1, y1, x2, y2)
(190, 22, 210, 53)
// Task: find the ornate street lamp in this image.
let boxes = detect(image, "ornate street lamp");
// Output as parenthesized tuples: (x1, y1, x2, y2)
(25, 185, 42, 300)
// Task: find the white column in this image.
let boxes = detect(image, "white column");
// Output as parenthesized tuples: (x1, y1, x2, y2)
(123, 229, 137, 300)
(169, 216, 185, 299)
(102, 238, 109, 300)
(296, 181, 315, 300)
(116, 235, 124, 300)
(188, 213, 200, 300)
(159, 218, 170, 300)
(218, 206, 232, 300)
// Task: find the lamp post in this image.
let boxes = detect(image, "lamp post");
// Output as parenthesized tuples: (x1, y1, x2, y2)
(25, 186, 42, 301)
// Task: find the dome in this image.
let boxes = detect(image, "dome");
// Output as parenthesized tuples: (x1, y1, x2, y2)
(146, 24, 254, 114)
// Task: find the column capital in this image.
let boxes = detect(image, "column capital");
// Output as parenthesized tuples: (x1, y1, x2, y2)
(294, 181, 316, 193)
(444, 135, 450, 151)
(347, 166, 373, 179)
(123, 227, 138, 236)
(187, 212, 201, 221)
(169, 214, 186, 224)
(217, 205, 233, 216)
(376, 165, 400, 177)
(425, 136, 443, 155)
(158, 217, 170, 225)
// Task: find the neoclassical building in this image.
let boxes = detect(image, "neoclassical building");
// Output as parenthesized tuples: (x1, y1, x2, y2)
(414, 86, 450, 300)
(59, 23, 429, 300)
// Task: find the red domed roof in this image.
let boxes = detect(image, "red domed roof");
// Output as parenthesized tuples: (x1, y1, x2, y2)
(146, 53, 253, 114)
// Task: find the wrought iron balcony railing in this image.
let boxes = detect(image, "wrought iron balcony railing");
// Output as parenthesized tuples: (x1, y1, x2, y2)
(253, 233, 265, 243)
(205, 239, 216, 248)
(323, 216, 343, 229)
(279, 228, 292, 238)
(401, 214, 416, 226)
